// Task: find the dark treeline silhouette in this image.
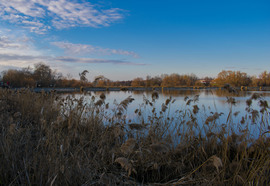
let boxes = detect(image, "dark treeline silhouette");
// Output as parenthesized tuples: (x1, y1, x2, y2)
(1, 63, 270, 88)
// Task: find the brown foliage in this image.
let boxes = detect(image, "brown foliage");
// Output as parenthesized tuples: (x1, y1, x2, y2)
(214, 70, 252, 87)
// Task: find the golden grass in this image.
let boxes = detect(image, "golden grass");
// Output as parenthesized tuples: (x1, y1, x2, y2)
(0, 88, 269, 185)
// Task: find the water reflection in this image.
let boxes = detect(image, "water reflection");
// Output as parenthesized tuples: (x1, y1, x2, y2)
(63, 89, 270, 140)
(86, 89, 270, 98)
(64, 89, 270, 138)
(75, 89, 270, 118)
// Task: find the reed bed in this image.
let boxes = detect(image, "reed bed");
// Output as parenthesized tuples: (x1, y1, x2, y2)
(0, 89, 269, 185)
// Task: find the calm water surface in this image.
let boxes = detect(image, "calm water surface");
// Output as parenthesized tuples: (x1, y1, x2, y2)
(72, 89, 269, 120)
(69, 89, 270, 138)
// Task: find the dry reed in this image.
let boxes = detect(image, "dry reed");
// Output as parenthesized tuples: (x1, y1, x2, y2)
(0, 89, 269, 185)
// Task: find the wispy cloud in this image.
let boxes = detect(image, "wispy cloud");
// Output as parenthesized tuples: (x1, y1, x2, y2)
(0, 53, 50, 69)
(0, 0, 124, 34)
(0, 36, 21, 49)
(0, 35, 32, 50)
(0, 53, 46, 61)
(0, 31, 144, 74)
(55, 56, 145, 65)
(0, 32, 42, 59)
(52, 41, 139, 58)
(0, 53, 145, 68)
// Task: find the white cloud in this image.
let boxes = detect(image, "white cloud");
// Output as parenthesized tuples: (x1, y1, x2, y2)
(0, 32, 41, 57)
(0, 0, 124, 34)
(0, 54, 46, 62)
(51, 41, 139, 58)
(55, 56, 145, 65)
(0, 35, 32, 50)
(0, 52, 144, 66)
(0, 36, 19, 49)
(0, 31, 144, 75)
(0, 32, 48, 71)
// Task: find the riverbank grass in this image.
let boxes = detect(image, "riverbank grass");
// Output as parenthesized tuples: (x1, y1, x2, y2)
(0, 89, 269, 185)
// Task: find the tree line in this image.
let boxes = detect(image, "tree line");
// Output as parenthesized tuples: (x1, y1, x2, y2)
(213, 70, 270, 87)
(1, 63, 270, 88)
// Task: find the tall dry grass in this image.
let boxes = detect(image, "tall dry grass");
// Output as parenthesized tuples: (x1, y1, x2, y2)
(0, 88, 269, 185)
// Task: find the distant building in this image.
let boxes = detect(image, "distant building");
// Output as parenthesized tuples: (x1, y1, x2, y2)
(199, 79, 212, 86)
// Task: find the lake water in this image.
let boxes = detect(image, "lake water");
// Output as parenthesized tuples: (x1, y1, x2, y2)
(68, 89, 270, 138)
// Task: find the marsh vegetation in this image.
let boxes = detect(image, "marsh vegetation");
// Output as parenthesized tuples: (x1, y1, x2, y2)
(0, 88, 269, 185)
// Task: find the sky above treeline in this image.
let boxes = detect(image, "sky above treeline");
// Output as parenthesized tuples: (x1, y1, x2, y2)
(0, 0, 269, 81)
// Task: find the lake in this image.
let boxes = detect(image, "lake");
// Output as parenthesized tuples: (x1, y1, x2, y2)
(65, 89, 270, 139)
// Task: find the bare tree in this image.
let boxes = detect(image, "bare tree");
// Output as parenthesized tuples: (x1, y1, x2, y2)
(79, 70, 89, 85)
(33, 63, 53, 87)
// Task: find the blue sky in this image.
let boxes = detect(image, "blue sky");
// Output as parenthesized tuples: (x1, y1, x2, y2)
(0, 0, 269, 81)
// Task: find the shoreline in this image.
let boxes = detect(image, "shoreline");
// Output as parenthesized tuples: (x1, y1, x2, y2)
(8, 86, 270, 93)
